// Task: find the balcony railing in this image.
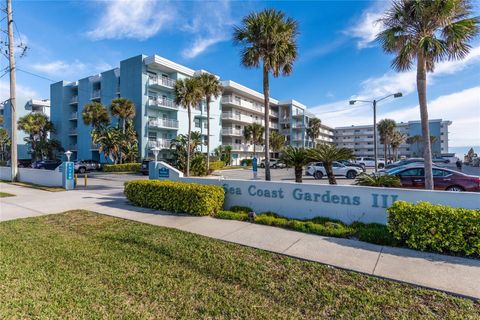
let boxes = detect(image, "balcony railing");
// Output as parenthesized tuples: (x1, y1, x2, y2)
(68, 144, 77, 151)
(270, 110, 279, 117)
(70, 95, 78, 104)
(149, 75, 176, 88)
(279, 117, 291, 123)
(147, 139, 171, 149)
(91, 90, 101, 100)
(148, 118, 179, 129)
(224, 143, 265, 152)
(91, 143, 100, 150)
(221, 112, 242, 121)
(221, 95, 264, 113)
(148, 97, 178, 109)
(222, 128, 243, 136)
(69, 128, 78, 135)
(70, 112, 78, 120)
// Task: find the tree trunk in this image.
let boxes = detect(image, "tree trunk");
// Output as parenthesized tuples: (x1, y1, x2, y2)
(263, 63, 271, 181)
(384, 138, 387, 164)
(295, 166, 302, 183)
(417, 53, 433, 190)
(206, 96, 211, 173)
(186, 106, 191, 177)
(253, 143, 256, 158)
(325, 163, 337, 185)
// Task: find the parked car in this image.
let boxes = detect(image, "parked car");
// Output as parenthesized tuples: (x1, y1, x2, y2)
(432, 157, 450, 164)
(338, 160, 366, 172)
(386, 165, 480, 192)
(74, 160, 101, 174)
(32, 160, 62, 170)
(260, 158, 285, 169)
(141, 160, 150, 175)
(354, 157, 385, 169)
(306, 161, 363, 179)
(384, 158, 424, 170)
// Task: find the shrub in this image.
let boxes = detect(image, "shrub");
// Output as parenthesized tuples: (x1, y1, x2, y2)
(388, 201, 480, 256)
(230, 205, 253, 213)
(103, 163, 141, 172)
(355, 173, 401, 188)
(351, 222, 395, 246)
(240, 159, 252, 166)
(0, 160, 7, 167)
(124, 180, 224, 216)
(209, 161, 225, 171)
(190, 153, 207, 176)
(215, 210, 248, 221)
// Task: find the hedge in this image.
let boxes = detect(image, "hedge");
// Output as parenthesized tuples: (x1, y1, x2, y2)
(209, 161, 225, 171)
(124, 180, 224, 216)
(240, 159, 253, 166)
(388, 201, 480, 256)
(103, 163, 141, 172)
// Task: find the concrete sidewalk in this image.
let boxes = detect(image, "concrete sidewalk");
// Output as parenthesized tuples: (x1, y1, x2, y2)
(1, 182, 479, 299)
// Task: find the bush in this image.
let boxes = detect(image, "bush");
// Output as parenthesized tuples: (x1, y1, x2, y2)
(209, 161, 225, 171)
(0, 160, 7, 167)
(215, 210, 248, 221)
(240, 159, 252, 166)
(355, 173, 401, 188)
(388, 201, 480, 256)
(230, 206, 253, 213)
(190, 153, 207, 176)
(351, 222, 395, 246)
(103, 163, 141, 172)
(124, 180, 224, 216)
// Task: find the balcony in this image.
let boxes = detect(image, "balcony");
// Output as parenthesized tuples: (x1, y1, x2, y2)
(148, 97, 178, 110)
(222, 128, 243, 136)
(292, 122, 304, 129)
(68, 144, 77, 151)
(148, 118, 179, 129)
(147, 139, 171, 149)
(221, 95, 263, 113)
(221, 112, 242, 121)
(224, 143, 264, 152)
(90, 143, 100, 150)
(69, 112, 78, 120)
(270, 110, 279, 117)
(70, 95, 78, 104)
(292, 135, 303, 141)
(148, 75, 175, 89)
(270, 122, 279, 129)
(279, 117, 291, 123)
(91, 89, 101, 100)
(69, 128, 78, 135)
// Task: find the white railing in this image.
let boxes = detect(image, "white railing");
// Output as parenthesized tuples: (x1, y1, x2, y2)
(269, 122, 279, 129)
(69, 128, 77, 135)
(292, 122, 304, 128)
(222, 128, 243, 136)
(91, 90, 101, 99)
(221, 112, 242, 121)
(148, 97, 178, 109)
(221, 95, 264, 113)
(70, 95, 78, 104)
(270, 110, 279, 117)
(70, 112, 78, 120)
(292, 135, 303, 141)
(149, 118, 179, 129)
(148, 139, 171, 149)
(149, 75, 176, 88)
(224, 143, 264, 152)
(280, 117, 290, 123)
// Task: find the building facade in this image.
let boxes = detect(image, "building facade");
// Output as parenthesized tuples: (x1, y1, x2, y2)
(0, 98, 50, 159)
(51, 54, 328, 163)
(333, 119, 451, 159)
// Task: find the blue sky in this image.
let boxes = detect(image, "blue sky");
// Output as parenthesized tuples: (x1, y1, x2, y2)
(2, 0, 480, 147)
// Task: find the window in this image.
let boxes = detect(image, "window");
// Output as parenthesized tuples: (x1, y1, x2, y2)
(194, 119, 201, 128)
(148, 132, 157, 141)
(433, 169, 449, 177)
(400, 168, 424, 176)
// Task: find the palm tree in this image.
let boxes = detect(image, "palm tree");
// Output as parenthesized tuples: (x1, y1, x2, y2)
(390, 130, 407, 161)
(377, 119, 396, 162)
(17, 113, 52, 160)
(0, 128, 11, 161)
(306, 118, 321, 148)
(82, 102, 110, 134)
(95, 127, 121, 163)
(280, 146, 314, 183)
(233, 9, 299, 181)
(110, 98, 136, 164)
(214, 145, 233, 166)
(243, 123, 264, 158)
(170, 132, 203, 174)
(174, 78, 203, 177)
(269, 130, 286, 155)
(311, 144, 354, 185)
(196, 73, 223, 172)
(377, 0, 479, 189)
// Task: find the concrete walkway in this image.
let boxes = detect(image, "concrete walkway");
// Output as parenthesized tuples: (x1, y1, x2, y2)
(1, 182, 479, 300)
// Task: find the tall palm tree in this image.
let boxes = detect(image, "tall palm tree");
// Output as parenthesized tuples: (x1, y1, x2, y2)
(306, 118, 321, 148)
(377, 0, 479, 189)
(280, 146, 314, 183)
(196, 73, 223, 172)
(311, 144, 354, 185)
(390, 130, 407, 161)
(377, 119, 396, 162)
(82, 102, 110, 134)
(269, 130, 286, 155)
(110, 98, 136, 164)
(243, 123, 264, 158)
(233, 9, 299, 181)
(17, 113, 51, 160)
(0, 128, 10, 161)
(174, 78, 203, 177)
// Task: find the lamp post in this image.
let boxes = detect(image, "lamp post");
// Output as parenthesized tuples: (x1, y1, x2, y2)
(64, 150, 72, 162)
(151, 147, 160, 163)
(349, 92, 402, 173)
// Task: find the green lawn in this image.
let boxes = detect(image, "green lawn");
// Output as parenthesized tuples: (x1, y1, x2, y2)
(0, 192, 15, 197)
(0, 211, 478, 319)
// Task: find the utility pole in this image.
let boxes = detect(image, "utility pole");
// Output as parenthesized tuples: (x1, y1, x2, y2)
(372, 100, 378, 173)
(6, 0, 17, 181)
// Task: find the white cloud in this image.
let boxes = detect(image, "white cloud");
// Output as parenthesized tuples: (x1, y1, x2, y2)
(31, 60, 87, 77)
(0, 80, 39, 104)
(86, 0, 174, 40)
(344, 0, 389, 49)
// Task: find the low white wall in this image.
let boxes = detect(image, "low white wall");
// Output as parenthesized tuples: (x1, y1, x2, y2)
(17, 168, 63, 187)
(0, 166, 12, 181)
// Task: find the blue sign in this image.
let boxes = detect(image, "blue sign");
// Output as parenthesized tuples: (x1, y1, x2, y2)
(252, 157, 257, 172)
(159, 167, 170, 178)
(66, 162, 74, 180)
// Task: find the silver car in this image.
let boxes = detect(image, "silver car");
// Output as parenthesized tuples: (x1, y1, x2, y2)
(74, 160, 101, 174)
(306, 161, 363, 179)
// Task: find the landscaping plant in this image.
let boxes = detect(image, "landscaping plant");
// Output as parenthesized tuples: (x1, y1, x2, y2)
(354, 173, 401, 188)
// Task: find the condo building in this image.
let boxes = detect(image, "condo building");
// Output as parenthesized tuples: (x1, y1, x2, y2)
(0, 98, 50, 159)
(333, 119, 451, 158)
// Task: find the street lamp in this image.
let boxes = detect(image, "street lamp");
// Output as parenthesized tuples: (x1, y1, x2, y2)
(151, 147, 160, 163)
(64, 150, 72, 162)
(349, 92, 402, 172)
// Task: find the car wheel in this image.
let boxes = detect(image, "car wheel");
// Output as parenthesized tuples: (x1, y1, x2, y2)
(346, 170, 357, 179)
(272, 164, 277, 169)
(260, 164, 265, 168)
(314, 171, 323, 180)
(446, 185, 464, 192)
(79, 167, 86, 174)
(378, 163, 385, 169)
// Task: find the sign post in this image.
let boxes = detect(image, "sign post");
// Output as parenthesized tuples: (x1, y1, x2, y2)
(252, 157, 258, 180)
(62, 161, 75, 190)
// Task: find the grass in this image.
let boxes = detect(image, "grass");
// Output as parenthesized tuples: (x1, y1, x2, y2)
(0, 211, 478, 319)
(0, 180, 65, 192)
(0, 191, 15, 197)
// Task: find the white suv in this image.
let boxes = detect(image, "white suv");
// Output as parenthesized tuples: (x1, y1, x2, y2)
(305, 161, 363, 179)
(354, 157, 385, 169)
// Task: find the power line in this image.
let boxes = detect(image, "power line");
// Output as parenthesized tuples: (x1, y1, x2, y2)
(17, 68, 55, 82)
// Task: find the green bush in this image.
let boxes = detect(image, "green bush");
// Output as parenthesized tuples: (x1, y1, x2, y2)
(0, 160, 7, 167)
(209, 161, 225, 171)
(103, 163, 141, 172)
(354, 173, 401, 188)
(190, 153, 207, 176)
(124, 180, 224, 216)
(230, 206, 253, 213)
(240, 159, 253, 166)
(215, 210, 248, 221)
(351, 222, 395, 246)
(388, 201, 480, 256)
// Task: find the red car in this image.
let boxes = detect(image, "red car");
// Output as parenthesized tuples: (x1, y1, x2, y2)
(389, 166, 480, 192)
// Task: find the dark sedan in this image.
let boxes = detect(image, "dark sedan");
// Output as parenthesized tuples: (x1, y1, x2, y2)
(384, 158, 424, 170)
(387, 166, 480, 192)
(32, 160, 62, 170)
